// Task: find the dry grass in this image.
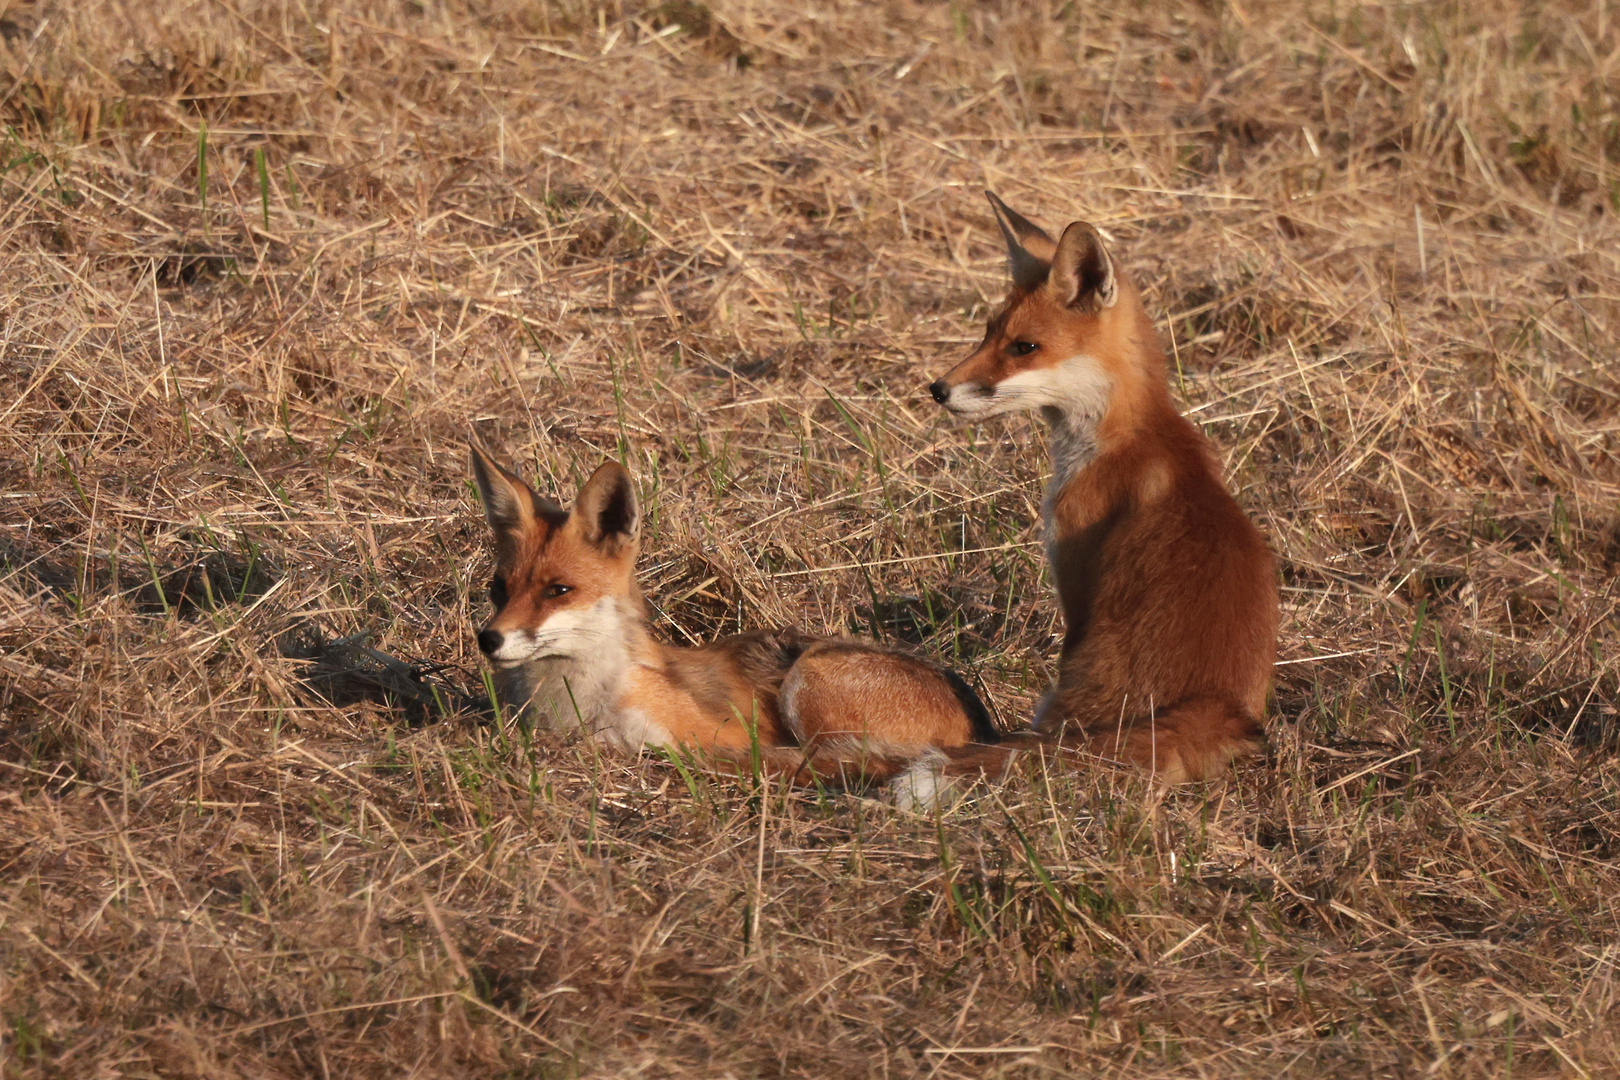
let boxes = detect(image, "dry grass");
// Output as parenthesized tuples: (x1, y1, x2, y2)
(3, 0, 1619, 1075)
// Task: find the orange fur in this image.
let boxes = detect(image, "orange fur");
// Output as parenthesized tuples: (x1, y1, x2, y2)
(782, 641, 992, 755)
(469, 440, 997, 789)
(928, 193, 1279, 784)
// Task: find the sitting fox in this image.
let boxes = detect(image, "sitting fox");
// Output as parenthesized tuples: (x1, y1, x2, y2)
(919, 193, 1279, 790)
(469, 438, 998, 786)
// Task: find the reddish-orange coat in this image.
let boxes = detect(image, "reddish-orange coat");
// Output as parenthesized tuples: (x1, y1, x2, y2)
(469, 442, 997, 787)
(927, 193, 1278, 783)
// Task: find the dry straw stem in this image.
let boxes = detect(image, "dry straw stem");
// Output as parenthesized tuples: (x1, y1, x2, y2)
(1, 0, 1618, 1076)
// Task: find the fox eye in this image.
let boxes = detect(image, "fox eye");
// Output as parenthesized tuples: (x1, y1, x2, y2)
(543, 583, 573, 600)
(488, 576, 508, 607)
(1011, 340, 1038, 356)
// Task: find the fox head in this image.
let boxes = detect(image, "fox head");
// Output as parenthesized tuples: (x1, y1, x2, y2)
(469, 438, 640, 668)
(930, 191, 1153, 425)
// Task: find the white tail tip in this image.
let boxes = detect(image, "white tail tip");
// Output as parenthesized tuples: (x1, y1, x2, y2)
(889, 749, 951, 812)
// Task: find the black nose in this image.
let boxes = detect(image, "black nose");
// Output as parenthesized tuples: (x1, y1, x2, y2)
(477, 629, 503, 656)
(928, 379, 950, 404)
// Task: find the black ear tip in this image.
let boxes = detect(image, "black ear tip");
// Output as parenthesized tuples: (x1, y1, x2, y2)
(594, 475, 638, 541)
(578, 460, 639, 541)
(610, 464, 636, 502)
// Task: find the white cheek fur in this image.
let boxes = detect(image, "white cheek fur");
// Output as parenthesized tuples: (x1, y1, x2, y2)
(945, 354, 1113, 421)
(943, 383, 999, 416)
(1000, 355, 1113, 416)
(492, 597, 622, 664)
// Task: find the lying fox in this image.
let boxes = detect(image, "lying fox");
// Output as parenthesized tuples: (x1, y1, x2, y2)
(921, 193, 1278, 788)
(469, 438, 998, 786)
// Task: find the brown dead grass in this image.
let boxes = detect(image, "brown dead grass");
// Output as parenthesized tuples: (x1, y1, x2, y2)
(2, 0, 1619, 1076)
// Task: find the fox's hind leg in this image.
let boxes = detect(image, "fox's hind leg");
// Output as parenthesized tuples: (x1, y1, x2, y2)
(1085, 697, 1263, 782)
(778, 641, 996, 755)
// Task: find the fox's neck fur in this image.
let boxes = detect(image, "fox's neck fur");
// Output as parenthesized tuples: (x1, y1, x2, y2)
(1039, 287, 1175, 537)
(1042, 404, 1098, 493)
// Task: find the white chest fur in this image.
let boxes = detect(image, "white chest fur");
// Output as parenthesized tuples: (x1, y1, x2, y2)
(495, 596, 631, 737)
(496, 654, 623, 736)
(493, 597, 684, 753)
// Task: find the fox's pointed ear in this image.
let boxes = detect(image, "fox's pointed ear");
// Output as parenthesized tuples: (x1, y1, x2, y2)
(574, 461, 639, 555)
(469, 436, 561, 545)
(986, 190, 1056, 291)
(1047, 221, 1118, 312)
